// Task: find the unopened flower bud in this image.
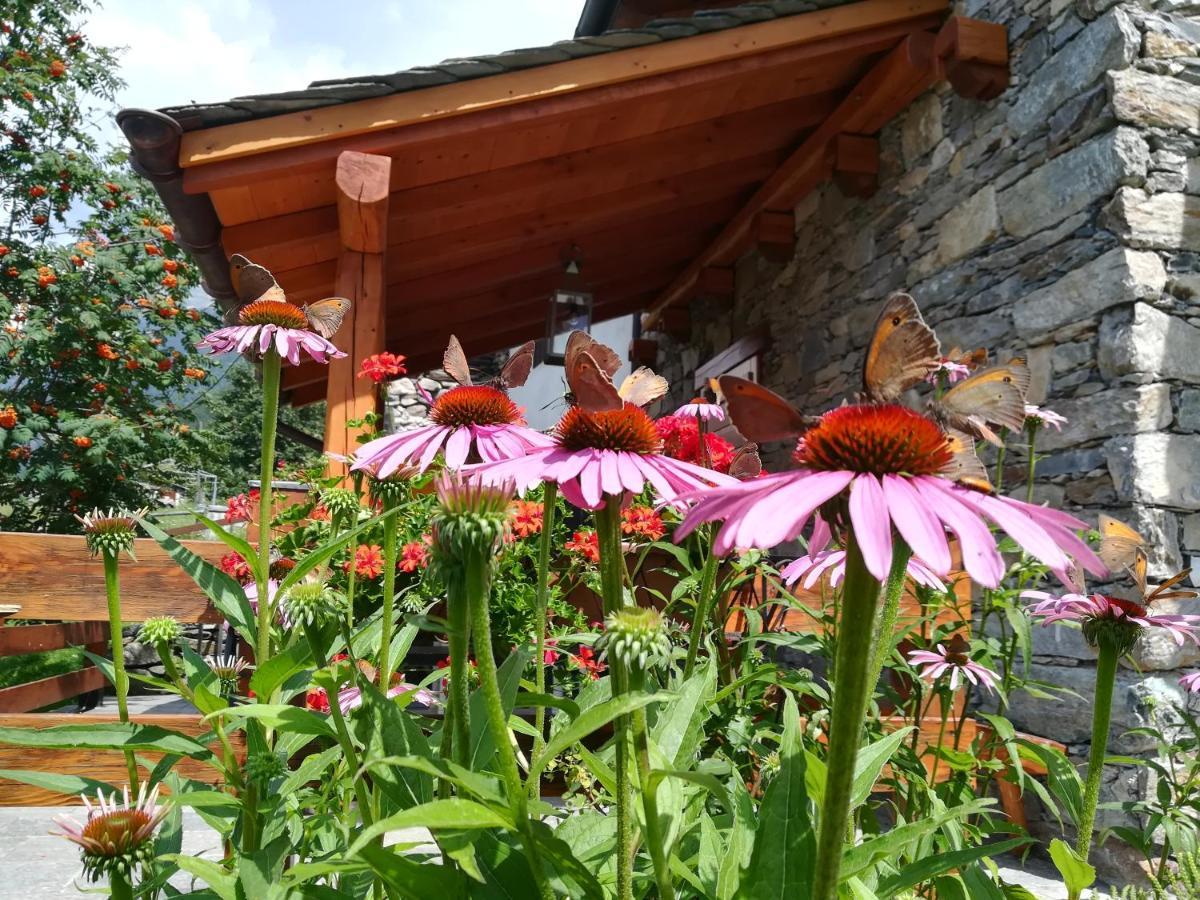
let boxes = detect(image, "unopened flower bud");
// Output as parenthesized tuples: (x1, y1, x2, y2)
(139, 616, 181, 646)
(75, 507, 145, 558)
(598, 607, 672, 671)
(283, 579, 346, 627)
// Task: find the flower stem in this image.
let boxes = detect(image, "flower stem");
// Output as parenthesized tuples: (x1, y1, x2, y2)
(254, 349, 282, 671)
(445, 565, 472, 773)
(863, 540, 913, 703)
(1025, 429, 1038, 505)
(378, 504, 399, 688)
(101, 553, 139, 794)
(595, 500, 635, 900)
(108, 870, 134, 900)
(628, 667, 674, 900)
(929, 699, 950, 787)
(994, 443, 1006, 495)
(812, 533, 882, 900)
(1074, 638, 1118, 890)
(684, 534, 720, 680)
(530, 482, 558, 802)
(465, 548, 553, 900)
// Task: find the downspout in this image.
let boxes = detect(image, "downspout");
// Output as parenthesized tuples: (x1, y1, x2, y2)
(574, 0, 622, 37)
(116, 108, 238, 316)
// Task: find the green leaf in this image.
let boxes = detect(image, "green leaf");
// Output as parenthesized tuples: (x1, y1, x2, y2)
(192, 512, 259, 579)
(208, 704, 334, 739)
(249, 643, 313, 703)
(0, 769, 115, 799)
(851, 726, 914, 809)
(161, 854, 237, 900)
(140, 518, 256, 644)
(276, 506, 402, 596)
(529, 690, 673, 781)
(647, 769, 732, 813)
(876, 837, 1029, 895)
(0, 722, 213, 760)
(471, 648, 530, 770)
(654, 660, 715, 768)
(357, 841, 465, 898)
(349, 799, 513, 856)
(740, 693, 815, 900)
(517, 692, 580, 721)
(1049, 838, 1095, 897)
(842, 800, 993, 879)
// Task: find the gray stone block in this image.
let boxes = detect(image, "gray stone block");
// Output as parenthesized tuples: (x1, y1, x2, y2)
(1098, 302, 1200, 382)
(1110, 67, 1200, 134)
(1103, 188, 1200, 250)
(1038, 384, 1173, 451)
(1106, 432, 1200, 509)
(1179, 389, 1200, 431)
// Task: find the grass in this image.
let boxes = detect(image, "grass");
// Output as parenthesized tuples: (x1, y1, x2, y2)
(0, 647, 86, 690)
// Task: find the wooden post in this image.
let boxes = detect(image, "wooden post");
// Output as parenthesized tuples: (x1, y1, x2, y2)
(324, 151, 391, 471)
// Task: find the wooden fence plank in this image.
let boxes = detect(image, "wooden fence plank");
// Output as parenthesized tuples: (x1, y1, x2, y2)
(0, 667, 107, 714)
(0, 533, 227, 623)
(0, 621, 108, 655)
(0, 713, 246, 805)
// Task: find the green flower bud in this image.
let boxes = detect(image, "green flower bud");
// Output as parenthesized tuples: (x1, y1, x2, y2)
(431, 473, 514, 564)
(284, 580, 346, 627)
(244, 751, 288, 784)
(598, 607, 672, 672)
(74, 507, 145, 559)
(139, 616, 182, 646)
(206, 655, 250, 697)
(319, 487, 361, 522)
(368, 473, 409, 510)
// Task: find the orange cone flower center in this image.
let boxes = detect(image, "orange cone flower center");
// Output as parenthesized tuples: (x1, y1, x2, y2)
(238, 300, 309, 329)
(556, 403, 662, 454)
(797, 404, 951, 476)
(82, 809, 153, 854)
(430, 385, 522, 428)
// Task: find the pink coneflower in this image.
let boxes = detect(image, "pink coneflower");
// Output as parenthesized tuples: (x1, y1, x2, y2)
(907, 636, 1000, 693)
(352, 384, 553, 478)
(676, 398, 725, 422)
(1180, 671, 1200, 693)
(781, 515, 945, 591)
(1025, 591, 1200, 647)
(52, 783, 168, 883)
(198, 301, 345, 365)
(467, 402, 735, 509)
(927, 358, 971, 384)
(674, 404, 1105, 588)
(1024, 404, 1067, 432)
(337, 680, 437, 712)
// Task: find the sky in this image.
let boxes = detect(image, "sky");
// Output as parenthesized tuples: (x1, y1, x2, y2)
(87, 0, 583, 132)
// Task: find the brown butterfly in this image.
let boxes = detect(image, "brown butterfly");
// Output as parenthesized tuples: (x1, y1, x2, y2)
(442, 335, 535, 391)
(563, 331, 667, 413)
(717, 375, 818, 444)
(939, 429, 993, 493)
(1096, 514, 1146, 577)
(729, 443, 762, 480)
(862, 292, 941, 403)
(928, 360, 1031, 447)
(229, 253, 351, 339)
(1131, 552, 1198, 605)
(944, 346, 989, 371)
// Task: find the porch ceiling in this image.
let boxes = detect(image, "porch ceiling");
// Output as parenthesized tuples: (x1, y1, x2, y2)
(121, 0, 1007, 406)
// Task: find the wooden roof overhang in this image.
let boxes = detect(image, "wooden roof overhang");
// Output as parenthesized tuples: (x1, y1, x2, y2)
(120, 0, 1006, 450)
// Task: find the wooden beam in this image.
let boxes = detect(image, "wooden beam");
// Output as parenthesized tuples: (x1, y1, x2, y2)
(755, 210, 796, 262)
(654, 306, 691, 339)
(832, 133, 880, 198)
(644, 30, 940, 329)
(698, 267, 735, 300)
(219, 96, 830, 271)
(0, 621, 108, 655)
(630, 338, 659, 368)
(323, 151, 390, 468)
(179, 1, 948, 170)
(935, 16, 1009, 101)
(0, 533, 224, 622)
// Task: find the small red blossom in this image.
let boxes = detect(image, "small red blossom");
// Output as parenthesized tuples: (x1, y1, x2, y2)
(157, 358, 172, 372)
(158, 224, 175, 241)
(224, 489, 259, 524)
(565, 530, 600, 563)
(162, 259, 179, 273)
(309, 503, 331, 522)
(398, 538, 430, 573)
(573, 644, 606, 680)
(346, 544, 385, 579)
(621, 505, 665, 541)
(543, 637, 560, 666)
(0, 407, 17, 428)
(161, 273, 178, 289)
(655, 414, 735, 473)
(72, 435, 92, 448)
(184, 367, 206, 379)
(28, 185, 46, 198)
(509, 500, 544, 538)
(96, 342, 119, 361)
(144, 243, 161, 256)
(36, 265, 56, 287)
(219, 551, 251, 581)
(357, 352, 408, 383)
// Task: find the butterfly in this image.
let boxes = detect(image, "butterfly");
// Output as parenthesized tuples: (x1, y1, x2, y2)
(1131, 553, 1198, 605)
(443, 335, 535, 391)
(562, 331, 668, 413)
(716, 375, 818, 444)
(229, 253, 351, 339)
(1096, 514, 1146, 577)
(944, 346, 989, 371)
(939, 429, 993, 493)
(862, 292, 941, 403)
(729, 443, 762, 480)
(928, 360, 1031, 447)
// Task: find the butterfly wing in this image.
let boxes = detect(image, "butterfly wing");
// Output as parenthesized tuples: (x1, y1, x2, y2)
(718, 376, 813, 444)
(932, 361, 1031, 446)
(729, 443, 762, 480)
(1096, 514, 1146, 577)
(230, 253, 286, 305)
(617, 367, 668, 408)
(863, 292, 941, 402)
(303, 297, 352, 339)
(565, 331, 621, 379)
(1146, 568, 1198, 605)
(568, 351, 623, 413)
(494, 340, 535, 390)
(939, 429, 993, 493)
(443, 335, 473, 386)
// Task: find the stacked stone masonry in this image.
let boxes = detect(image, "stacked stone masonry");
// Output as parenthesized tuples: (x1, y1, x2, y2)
(649, 0, 1200, 876)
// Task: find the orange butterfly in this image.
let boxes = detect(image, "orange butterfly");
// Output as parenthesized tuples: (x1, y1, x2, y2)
(443, 335, 535, 391)
(928, 360, 1031, 447)
(862, 292, 941, 403)
(563, 331, 667, 413)
(229, 254, 351, 339)
(716, 375, 817, 444)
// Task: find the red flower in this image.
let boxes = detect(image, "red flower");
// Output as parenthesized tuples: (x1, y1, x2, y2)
(219, 551, 251, 582)
(621, 505, 665, 541)
(357, 352, 408, 383)
(28, 185, 46, 198)
(157, 358, 172, 372)
(310, 503, 331, 522)
(573, 645, 606, 680)
(509, 500, 543, 538)
(0, 246, 9, 257)
(158, 224, 175, 241)
(654, 414, 735, 473)
(224, 489, 259, 524)
(161, 274, 178, 289)
(565, 530, 600, 563)
(345, 544, 384, 579)
(0, 407, 18, 429)
(162, 259, 179, 273)
(144, 243, 161, 256)
(36, 266, 56, 287)
(305, 687, 330, 714)
(184, 367, 206, 379)
(48, 59, 66, 78)
(72, 435, 92, 448)
(542, 637, 560, 666)
(398, 538, 430, 574)
(96, 342, 119, 361)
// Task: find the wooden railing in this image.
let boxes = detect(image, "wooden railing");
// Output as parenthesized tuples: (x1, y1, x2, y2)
(0, 531, 244, 805)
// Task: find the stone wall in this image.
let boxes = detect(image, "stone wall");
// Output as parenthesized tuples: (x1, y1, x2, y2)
(652, 0, 1200, 872)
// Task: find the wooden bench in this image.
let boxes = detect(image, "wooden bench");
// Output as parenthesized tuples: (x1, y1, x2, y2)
(0, 531, 245, 805)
